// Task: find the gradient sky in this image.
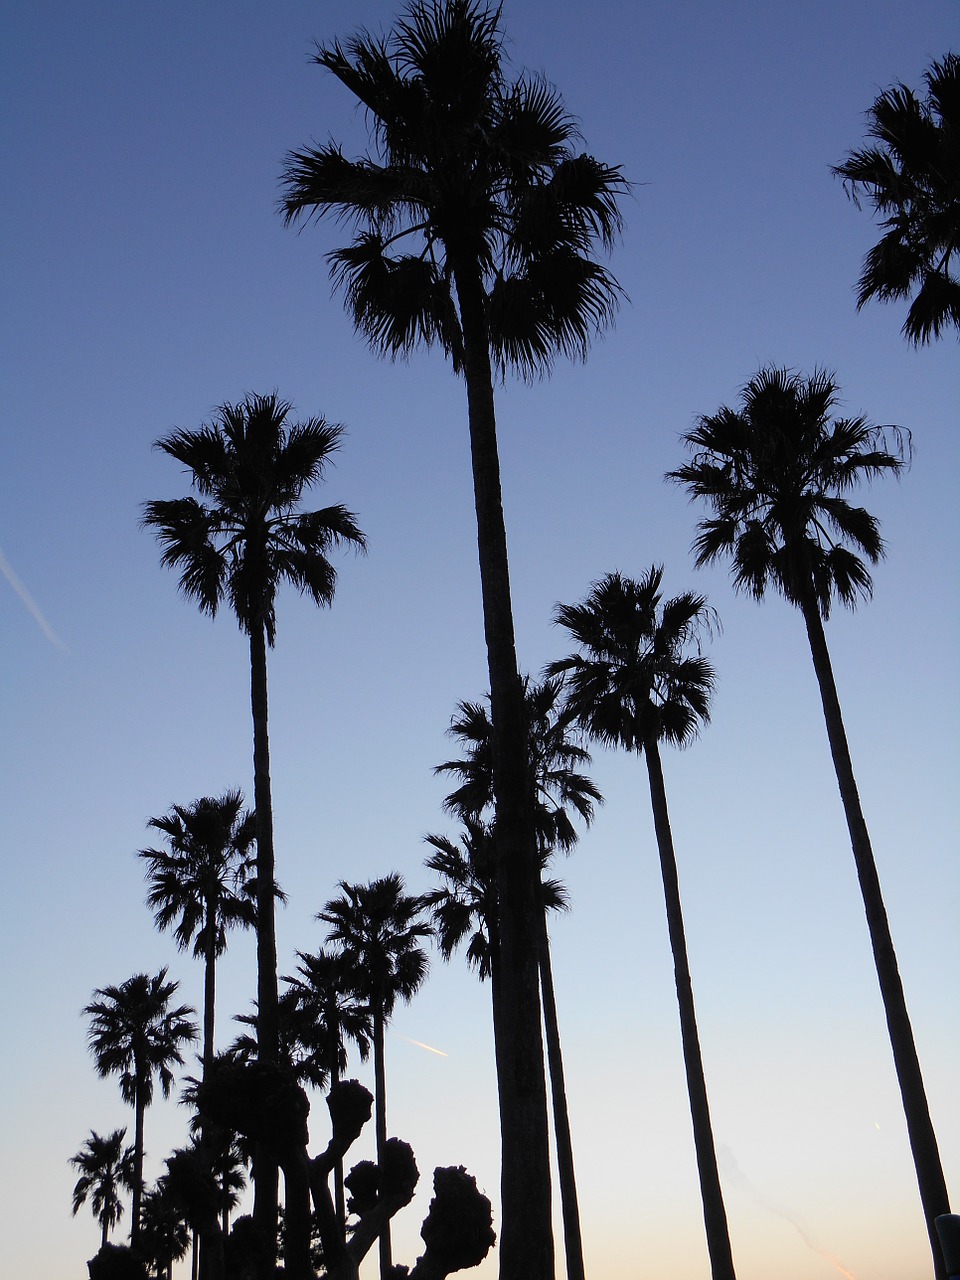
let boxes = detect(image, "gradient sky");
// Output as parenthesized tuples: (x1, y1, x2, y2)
(1, 3, 957, 1278)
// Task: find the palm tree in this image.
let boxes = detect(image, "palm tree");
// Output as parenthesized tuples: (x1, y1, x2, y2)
(139, 1180, 191, 1280)
(434, 678, 600, 1280)
(143, 393, 364, 1267)
(139, 791, 259, 1076)
(70, 1128, 137, 1249)
(280, 7, 625, 1268)
(549, 567, 737, 1280)
(142, 394, 365, 1070)
(833, 51, 960, 343)
(84, 970, 197, 1247)
(318, 874, 431, 1278)
(281, 948, 373, 1236)
(668, 365, 950, 1278)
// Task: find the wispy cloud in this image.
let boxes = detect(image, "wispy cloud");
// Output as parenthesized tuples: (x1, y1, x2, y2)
(719, 1145, 857, 1280)
(0, 545, 68, 652)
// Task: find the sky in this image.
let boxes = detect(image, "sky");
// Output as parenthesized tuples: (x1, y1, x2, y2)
(1, 2, 957, 1278)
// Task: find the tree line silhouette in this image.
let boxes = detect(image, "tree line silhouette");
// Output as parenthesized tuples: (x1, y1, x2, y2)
(69, 4, 957, 1279)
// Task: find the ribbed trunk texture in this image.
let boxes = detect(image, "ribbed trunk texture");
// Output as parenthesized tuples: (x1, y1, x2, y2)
(249, 623, 279, 1271)
(801, 595, 950, 1278)
(452, 259, 554, 1280)
(643, 734, 737, 1280)
(537, 901, 586, 1280)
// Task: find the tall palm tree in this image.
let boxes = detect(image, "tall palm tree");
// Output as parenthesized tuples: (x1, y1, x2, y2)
(84, 970, 197, 1247)
(70, 1128, 137, 1249)
(434, 678, 600, 1280)
(139, 791, 259, 1076)
(142, 394, 365, 1069)
(833, 52, 960, 344)
(318, 874, 431, 1278)
(668, 366, 950, 1278)
(280, 7, 625, 1268)
(549, 567, 737, 1280)
(281, 948, 373, 1235)
(143, 393, 364, 1267)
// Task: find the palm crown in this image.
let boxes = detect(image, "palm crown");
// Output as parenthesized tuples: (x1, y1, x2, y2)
(142, 392, 366, 646)
(140, 791, 258, 962)
(833, 51, 960, 343)
(280, 948, 373, 1087)
(435, 676, 601, 854)
(318, 875, 432, 1017)
(667, 367, 908, 618)
(279, 0, 626, 376)
(69, 1129, 136, 1240)
(548, 567, 715, 754)
(84, 969, 197, 1109)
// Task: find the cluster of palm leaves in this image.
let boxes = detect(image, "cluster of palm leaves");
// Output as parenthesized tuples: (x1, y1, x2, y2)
(70, 3, 956, 1279)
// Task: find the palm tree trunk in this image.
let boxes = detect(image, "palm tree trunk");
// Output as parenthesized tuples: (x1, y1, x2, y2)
(332, 1060, 347, 1239)
(643, 734, 737, 1280)
(100, 1216, 109, 1251)
(452, 258, 553, 1280)
(131, 1090, 146, 1249)
(536, 900, 586, 1280)
(373, 1000, 391, 1279)
(203, 897, 217, 1076)
(801, 596, 950, 1278)
(249, 622, 280, 1272)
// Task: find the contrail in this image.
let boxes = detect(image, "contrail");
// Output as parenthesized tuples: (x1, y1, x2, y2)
(396, 1034, 448, 1058)
(719, 1145, 857, 1280)
(0, 545, 68, 651)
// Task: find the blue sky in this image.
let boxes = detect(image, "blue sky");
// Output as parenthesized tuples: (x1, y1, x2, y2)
(1, 3, 957, 1277)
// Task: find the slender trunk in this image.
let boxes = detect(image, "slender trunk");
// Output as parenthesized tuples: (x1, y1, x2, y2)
(643, 734, 737, 1280)
(131, 1089, 146, 1249)
(332, 1059, 347, 1239)
(203, 896, 217, 1077)
(452, 258, 553, 1280)
(801, 596, 950, 1278)
(249, 622, 279, 1271)
(100, 1216, 108, 1251)
(373, 999, 391, 1278)
(191, 1232, 199, 1280)
(536, 898, 586, 1280)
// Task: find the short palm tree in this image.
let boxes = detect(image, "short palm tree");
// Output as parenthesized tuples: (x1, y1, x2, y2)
(434, 678, 600, 1280)
(833, 51, 960, 343)
(668, 366, 949, 1278)
(84, 970, 197, 1246)
(138, 1180, 191, 1280)
(139, 790, 259, 1076)
(280, 6, 625, 1266)
(281, 948, 373, 1235)
(317, 874, 431, 1278)
(70, 1128, 137, 1249)
(549, 567, 737, 1280)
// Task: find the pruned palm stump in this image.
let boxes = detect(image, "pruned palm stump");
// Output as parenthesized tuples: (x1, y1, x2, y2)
(197, 1059, 495, 1280)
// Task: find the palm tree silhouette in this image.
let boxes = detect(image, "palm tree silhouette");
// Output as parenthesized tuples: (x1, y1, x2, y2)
(433, 678, 600, 1280)
(281, 948, 373, 1236)
(317, 874, 431, 1278)
(69, 1128, 137, 1250)
(833, 52, 960, 343)
(549, 567, 737, 1280)
(143, 394, 365, 1069)
(84, 970, 197, 1247)
(280, 6, 625, 1265)
(139, 791, 259, 1076)
(669, 365, 949, 1277)
(138, 1180, 191, 1280)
